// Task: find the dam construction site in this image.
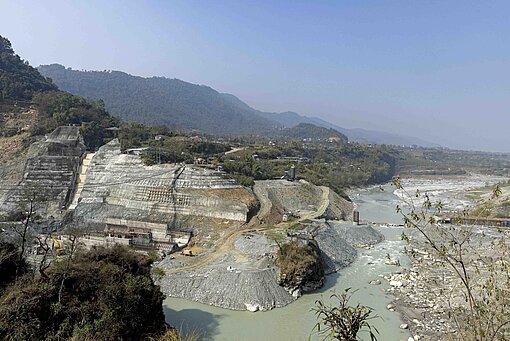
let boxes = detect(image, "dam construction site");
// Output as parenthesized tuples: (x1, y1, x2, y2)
(3, 24, 510, 340)
(0, 126, 385, 312)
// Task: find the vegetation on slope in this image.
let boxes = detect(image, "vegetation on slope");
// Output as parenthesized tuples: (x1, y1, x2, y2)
(220, 139, 396, 194)
(37, 64, 280, 135)
(276, 240, 324, 292)
(38, 64, 439, 147)
(0, 36, 122, 151)
(0, 37, 57, 101)
(31, 91, 120, 150)
(276, 122, 348, 143)
(0, 242, 28, 295)
(395, 146, 510, 177)
(0, 244, 170, 341)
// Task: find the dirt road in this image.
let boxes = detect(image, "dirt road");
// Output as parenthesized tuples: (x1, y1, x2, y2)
(165, 183, 331, 273)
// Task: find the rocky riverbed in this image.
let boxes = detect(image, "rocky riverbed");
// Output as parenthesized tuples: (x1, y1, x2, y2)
(382, 175, 509, 341)
(385, 244, 457, 340)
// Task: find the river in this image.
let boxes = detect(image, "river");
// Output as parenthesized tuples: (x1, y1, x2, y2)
(164, 183, 411, 340)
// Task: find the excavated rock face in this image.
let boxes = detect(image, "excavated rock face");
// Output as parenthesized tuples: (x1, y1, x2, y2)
(74, 139, 255, 228)
(0, 126, 85, 220)
(276, 239, 325, 297)
(321, 189, 354, 221)
(253, 180, 354, 226)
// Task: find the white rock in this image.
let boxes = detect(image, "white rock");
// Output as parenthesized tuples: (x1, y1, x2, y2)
(400, 323, 409, 329)
(390, 280, 403, 288)
(245, 303, 260, 312)
(385, 259, 400, 266)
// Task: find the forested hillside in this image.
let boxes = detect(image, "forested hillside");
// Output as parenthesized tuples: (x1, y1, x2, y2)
(38, 64, 281, 135)
(39, 64, 438, 146)
(0, 37, 57, 100)
(277, 123, 348, 142)
(0, 36, 119, 150)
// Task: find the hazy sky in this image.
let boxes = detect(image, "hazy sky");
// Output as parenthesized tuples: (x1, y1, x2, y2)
(2, 1, 509, 151)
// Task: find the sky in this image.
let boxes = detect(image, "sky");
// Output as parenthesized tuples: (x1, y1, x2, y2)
(1, 0, 509, 152)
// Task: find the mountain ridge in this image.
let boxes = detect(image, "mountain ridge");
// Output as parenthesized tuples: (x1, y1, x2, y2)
(37, 64, 281, 135)
(38, 64, 438, 147)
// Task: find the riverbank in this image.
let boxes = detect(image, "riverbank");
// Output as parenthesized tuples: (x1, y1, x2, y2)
(383, 174, 508, 341)
(164, 224, 412, 340)
(158, 220, 383, 311)
(164, 183, 413, 340)
(156, 179, 386, 312)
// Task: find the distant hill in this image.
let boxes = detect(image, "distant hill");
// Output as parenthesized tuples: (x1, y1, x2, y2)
(37, 64, 281, 135)
(39, 64, 438, 147)
(0, 37, 57, 100)
(278, 123, 348, 142)
(221, 94, 438, 147)
(256, 110, 439, 147)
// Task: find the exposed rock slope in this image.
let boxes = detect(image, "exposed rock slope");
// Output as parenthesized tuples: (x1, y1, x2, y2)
(74, 139, 256, 228)
(0, 126, 85, 220)
(159, 254, 294, 312)
(253, 180, 354, 225)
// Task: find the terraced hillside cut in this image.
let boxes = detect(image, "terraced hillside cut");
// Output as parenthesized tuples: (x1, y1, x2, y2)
(0, 126, 85, 220)
(73, 139, 258, 230)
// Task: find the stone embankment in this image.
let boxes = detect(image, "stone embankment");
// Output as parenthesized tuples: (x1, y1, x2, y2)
(159, 253, 294, 312)
(0, 126, 85, 220)
(74, 139, 254, 227)
(314, 222, 357, 274)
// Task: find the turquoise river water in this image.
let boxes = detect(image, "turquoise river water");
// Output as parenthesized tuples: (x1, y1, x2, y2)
(164, 184, 411, 340)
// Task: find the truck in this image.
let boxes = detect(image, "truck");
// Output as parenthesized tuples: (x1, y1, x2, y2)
(181, 249, 193, 256)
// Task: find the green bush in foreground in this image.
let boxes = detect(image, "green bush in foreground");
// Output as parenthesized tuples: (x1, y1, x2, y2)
(312, 288, 378, 341)
(0, 245, 168, 341)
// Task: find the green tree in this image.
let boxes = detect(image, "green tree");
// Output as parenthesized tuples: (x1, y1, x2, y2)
(0, 245, 168, 341)
(0, 35, 57, 100)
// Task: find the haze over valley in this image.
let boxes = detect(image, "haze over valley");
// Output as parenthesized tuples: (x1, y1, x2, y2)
(3, 1, 510, 152)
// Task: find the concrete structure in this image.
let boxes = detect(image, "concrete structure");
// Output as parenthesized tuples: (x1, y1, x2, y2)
(68, 152, 95, 210)
(353, 210, 360, 225)
(51, 218, 191, 253)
